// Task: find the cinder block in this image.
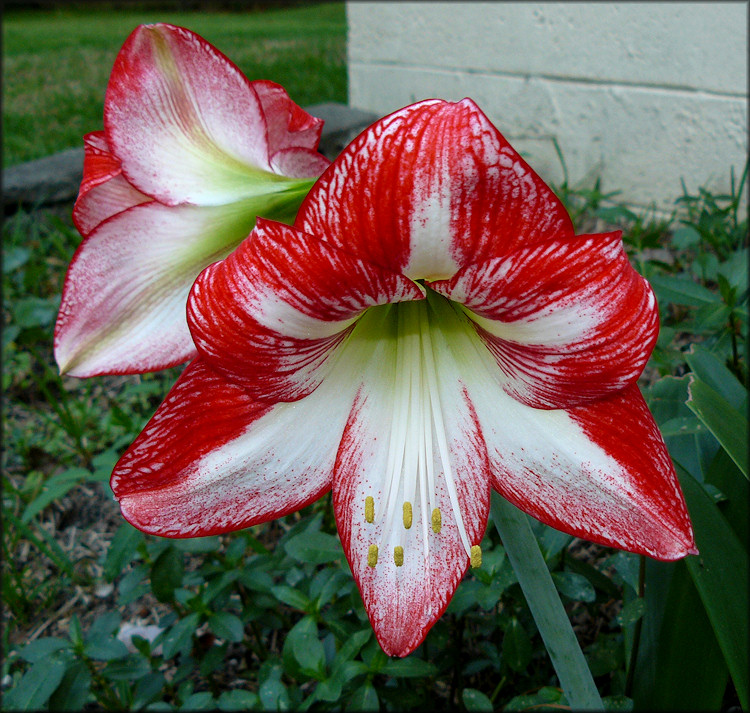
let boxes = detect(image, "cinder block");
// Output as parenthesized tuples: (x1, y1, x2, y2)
(347, 2, 748, 212)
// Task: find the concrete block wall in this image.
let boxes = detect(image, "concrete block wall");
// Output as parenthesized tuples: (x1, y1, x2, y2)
(347, 2, 748, 215)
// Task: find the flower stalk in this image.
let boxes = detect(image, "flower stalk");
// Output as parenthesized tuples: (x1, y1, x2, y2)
(491, 491, 603, 709)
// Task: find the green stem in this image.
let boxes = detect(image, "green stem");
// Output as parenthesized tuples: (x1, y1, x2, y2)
(490, 492, 603, 710)
(625, 555, 646, 697)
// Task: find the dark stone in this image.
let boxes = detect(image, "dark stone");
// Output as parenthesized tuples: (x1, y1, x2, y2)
(2, 103, 379, 213)
(2, 147, 85, 212)
(309, 102, 380, 160)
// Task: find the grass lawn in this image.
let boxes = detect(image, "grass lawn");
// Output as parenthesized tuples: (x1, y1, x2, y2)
(2, 1, 347, 167)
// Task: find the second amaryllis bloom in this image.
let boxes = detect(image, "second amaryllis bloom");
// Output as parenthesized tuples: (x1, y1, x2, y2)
(110, 98, 695, 657)
(54, 23, 330, 377)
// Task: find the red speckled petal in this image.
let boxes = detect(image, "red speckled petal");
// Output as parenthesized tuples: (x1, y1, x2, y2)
(431, 232, 659, 409)
(105, 24, 325, 206)
(187, 218, 424, 400)
(55, 201, 262, 376)
(296, 98, 573, 279)
(112, 358, 357, 537)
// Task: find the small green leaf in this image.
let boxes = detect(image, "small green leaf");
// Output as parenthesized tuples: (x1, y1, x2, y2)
(83, 637, 130, 661)
(2, 657, 68, 711)
(68, 614, 84, 648)
(536, 524, 574, 561)
(552, 571, 596, 602)
(100, 654, 151, 681)
(283, 616, 326, 679)
(19, 637, 71, 662)
(603, 695, 634, 711)
(151, 546, 185, 602)
(658, 416, 707, 437)
(47, 661, 92, 711)
(11, 295, 60, 328)
(87, 611, 122, 640)
(503, 618, 532, 672)
(217, 689, 260, 710)
(104, 523, 144, 581)
(3, 246, 31, 272)
(271, 584, 311, 612)
(380, 657, 437, 678)
(208, 612, 245, 643)
(132, 672, 168, 709)
(563, 557, 621, 600)
(685, 346, 747, 411)
(161, 613, 200, 659)
(462, 687, 494, 711)
(181, 692, 215, 709)
(615, 598, 646, 628)
(585, 633, 623, 677)
(283, 530, 343, 564)
(348, 682, 379, 711)
(649, 274, 721, 307)
(259, 673, 290, 711)
(687, 377, 748, 478)
(22, 468, 91, 523)
(671, 225, 701, 249)
(331, 628, 371, 667)
(173, 536, 222, 553)
(505, 686, 564, 711)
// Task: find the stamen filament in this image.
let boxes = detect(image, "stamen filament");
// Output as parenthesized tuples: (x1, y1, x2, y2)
(380, 313, 411, 544)
(420, 304, 473, 557)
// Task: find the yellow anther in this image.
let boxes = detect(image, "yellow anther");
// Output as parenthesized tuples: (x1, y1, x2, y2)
(365, 496, 374, 523)
(367, 544, 378, 567)
(470, 545, 482, 569)
(402, 501, 413, 529)
(394, 546, 404, 567)
(431, 508, 442, 533)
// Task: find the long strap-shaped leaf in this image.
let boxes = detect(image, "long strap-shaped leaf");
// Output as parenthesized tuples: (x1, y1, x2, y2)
(491, 491, 603, 710)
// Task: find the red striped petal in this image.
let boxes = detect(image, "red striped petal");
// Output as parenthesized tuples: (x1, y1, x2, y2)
(253, 79, 324, 154)
(465, 375, 695, 560)
(296, 98, 573, 279)
(431, 232, 659, 409)
(112, 358, 353, 537)
(187, 218, 424, 400)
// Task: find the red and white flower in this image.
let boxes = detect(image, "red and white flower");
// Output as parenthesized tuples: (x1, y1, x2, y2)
(110, 99, 695, 657)
(54, 23, 330, 377)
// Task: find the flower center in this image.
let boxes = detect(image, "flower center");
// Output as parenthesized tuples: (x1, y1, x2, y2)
(361, 292, 478, 566)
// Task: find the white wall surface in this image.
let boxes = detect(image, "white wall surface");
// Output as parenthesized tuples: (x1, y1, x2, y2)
(347, 2, 748, 214)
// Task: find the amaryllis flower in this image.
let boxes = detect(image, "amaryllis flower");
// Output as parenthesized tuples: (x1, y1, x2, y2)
(111, 99, 695, 657)
(54, 23, 330, 377)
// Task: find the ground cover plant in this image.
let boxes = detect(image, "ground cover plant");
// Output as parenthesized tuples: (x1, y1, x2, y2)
(2, 5, 748, 711)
